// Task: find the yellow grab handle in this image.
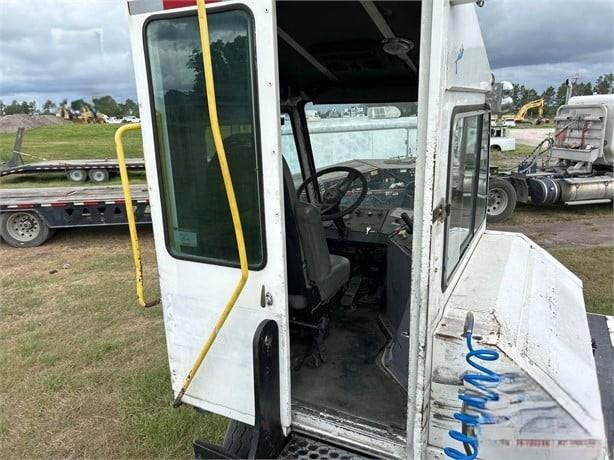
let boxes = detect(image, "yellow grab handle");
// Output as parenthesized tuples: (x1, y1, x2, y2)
(172, 0, 249, 407)
(114, 123, 160, 308)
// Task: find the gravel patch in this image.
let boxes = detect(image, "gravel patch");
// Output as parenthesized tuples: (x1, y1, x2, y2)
(0, 114, 71, 133)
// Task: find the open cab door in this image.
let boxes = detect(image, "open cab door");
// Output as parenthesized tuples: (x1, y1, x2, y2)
(127, 0, 290, 434)
(412, 3, 608, 458)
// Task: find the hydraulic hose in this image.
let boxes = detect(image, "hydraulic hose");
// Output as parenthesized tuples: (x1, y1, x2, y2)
(444, 312, 501, 460)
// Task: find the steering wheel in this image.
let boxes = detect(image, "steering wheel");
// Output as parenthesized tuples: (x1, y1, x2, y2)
(296, 166, 368, 221)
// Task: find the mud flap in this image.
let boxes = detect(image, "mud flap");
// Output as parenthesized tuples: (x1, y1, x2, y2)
(194, 320, 286, 459)
(587, 313, 614, 457)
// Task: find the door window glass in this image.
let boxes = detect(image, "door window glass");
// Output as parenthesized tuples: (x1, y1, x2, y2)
(444, 111, 486, 282)
(145, 10, 264, 268)
(473, 115, 490, 230)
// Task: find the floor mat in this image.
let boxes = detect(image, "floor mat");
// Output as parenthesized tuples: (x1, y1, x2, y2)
(291, 300, 407, 429)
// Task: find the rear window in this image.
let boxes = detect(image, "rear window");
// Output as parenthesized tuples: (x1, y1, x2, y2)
(145, 10, 265, 268)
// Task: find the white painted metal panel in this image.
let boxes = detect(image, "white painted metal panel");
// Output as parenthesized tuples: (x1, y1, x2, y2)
(427, 231, 607, 459)
(408, 2, 493, 457)
(128, 0, 290, 428)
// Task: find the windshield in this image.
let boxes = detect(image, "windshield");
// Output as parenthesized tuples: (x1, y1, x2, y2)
(306, 102, 417, 210)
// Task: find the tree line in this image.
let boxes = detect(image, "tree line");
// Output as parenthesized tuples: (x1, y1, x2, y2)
(0, 95, 139, 118)
(510, 73, 613, 117)
(0, 73, 612, 119)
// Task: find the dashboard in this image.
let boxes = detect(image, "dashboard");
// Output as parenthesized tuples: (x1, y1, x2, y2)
(324, 206, 413, 246)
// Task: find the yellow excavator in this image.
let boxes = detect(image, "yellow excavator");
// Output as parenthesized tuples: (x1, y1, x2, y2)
(78, 104, 107, 124)
(502, 98, 548, 125)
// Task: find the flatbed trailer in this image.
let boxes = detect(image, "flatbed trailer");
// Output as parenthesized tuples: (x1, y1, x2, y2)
(0, 185, 150, 247)
(0, 158, 145, 183)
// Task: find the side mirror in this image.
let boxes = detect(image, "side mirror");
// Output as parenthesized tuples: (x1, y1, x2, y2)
(491, 80, 514, 115)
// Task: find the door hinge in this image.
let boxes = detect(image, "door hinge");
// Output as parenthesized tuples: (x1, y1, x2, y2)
(432, 201, 450, 223)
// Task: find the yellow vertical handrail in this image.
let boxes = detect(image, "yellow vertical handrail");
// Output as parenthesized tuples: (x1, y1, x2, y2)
(114, 123, 160, 308)
(172, 0, 249, 407)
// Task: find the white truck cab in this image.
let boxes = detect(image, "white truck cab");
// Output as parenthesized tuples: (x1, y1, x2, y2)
(124, 1, 610, 458)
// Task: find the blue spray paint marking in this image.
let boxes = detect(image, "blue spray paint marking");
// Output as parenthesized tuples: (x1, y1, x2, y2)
(455, 45, 465, 75)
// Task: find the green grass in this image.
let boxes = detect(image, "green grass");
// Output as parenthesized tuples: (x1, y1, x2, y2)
(0, 124, 143, 162)
(550, 246, 614, 316)
(490, 143, 535, 171)
(0, 229, 226, 458)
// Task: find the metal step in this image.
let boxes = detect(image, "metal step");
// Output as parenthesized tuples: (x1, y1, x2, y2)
(279, 434, 371, 459)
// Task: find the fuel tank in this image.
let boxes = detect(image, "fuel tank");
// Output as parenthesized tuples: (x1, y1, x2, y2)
(528, 174, 614, 205)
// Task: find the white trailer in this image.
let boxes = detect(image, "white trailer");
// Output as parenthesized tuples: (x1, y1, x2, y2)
(122, 1, 611, 458)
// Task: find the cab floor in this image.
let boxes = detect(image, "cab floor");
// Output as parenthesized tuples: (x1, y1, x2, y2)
(291, 300, 407, 430)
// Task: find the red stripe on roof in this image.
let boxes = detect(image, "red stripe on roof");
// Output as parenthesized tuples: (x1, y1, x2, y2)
(83, 201, 100, 206)
(163, 0, 194, 9)
(114, 199, 125, 204)
(162, 0, 221, 9)
(51, 202, 66, 207)
(16, 204, 32, 209)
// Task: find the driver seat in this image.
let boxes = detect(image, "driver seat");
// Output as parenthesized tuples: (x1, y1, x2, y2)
(282, 159, 350, 315)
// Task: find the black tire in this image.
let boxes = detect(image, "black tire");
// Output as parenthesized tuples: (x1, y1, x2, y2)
(223, 420, 254, 458)
(490, 144, 501, 152)
(487, 178, 517, 224)
(67, 169, 87, 182)
(0, 211, 53, 248)
(88, 168, 110, 183)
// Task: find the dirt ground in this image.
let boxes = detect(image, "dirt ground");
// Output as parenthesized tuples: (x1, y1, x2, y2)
(492, 215, 614, 249)
(0, 114, 70, 134)
(510, 127, 553, 146)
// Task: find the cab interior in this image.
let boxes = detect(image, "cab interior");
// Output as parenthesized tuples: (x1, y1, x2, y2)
(275, 1, 422, 434)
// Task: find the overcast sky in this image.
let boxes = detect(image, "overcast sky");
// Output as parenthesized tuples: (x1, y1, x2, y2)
(0, 0, 613, 106)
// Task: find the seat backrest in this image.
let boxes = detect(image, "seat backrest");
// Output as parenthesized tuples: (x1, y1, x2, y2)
(282, 159, 332, 287)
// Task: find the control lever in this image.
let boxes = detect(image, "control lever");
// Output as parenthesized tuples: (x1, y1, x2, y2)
(400, 212, 413, 234)
(388, 212, 413, 238)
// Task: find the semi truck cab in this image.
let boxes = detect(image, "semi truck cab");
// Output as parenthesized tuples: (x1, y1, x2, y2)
(124, 0, 610, 458)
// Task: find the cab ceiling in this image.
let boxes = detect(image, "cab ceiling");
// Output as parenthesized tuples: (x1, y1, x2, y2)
(276, 1, 421, 104)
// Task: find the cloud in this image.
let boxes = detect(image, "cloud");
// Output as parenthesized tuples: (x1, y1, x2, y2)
(0, 0, 612, 105)
(477, 0, 614, 91)
(0, 0, 136, 105)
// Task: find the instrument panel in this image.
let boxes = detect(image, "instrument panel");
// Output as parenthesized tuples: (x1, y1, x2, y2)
(325, 206, 413, 246)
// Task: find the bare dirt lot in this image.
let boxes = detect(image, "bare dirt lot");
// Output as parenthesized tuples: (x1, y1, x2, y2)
(510, 127, 553, 146)
(494, 215, 614, 249)
(0, 114, 70, 134)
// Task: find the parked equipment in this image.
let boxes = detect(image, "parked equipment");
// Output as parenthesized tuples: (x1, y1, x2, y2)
(487, 94, 614, 223)
(78, 104, 107, 124)
(119, 0, 611, 459)
(502, 98, 548, 125)
(0, 128, 145, 182)
(489, 124, 516, 152)
(0, 185, 150, 247)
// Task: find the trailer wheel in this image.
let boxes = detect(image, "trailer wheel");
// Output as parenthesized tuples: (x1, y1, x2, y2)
(487, 178, 517, 223)
(88, 168, 110, 183)
(0, 212, 53, 248)
(223, 420, 253, 458)
(67, 169, 87, 182)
